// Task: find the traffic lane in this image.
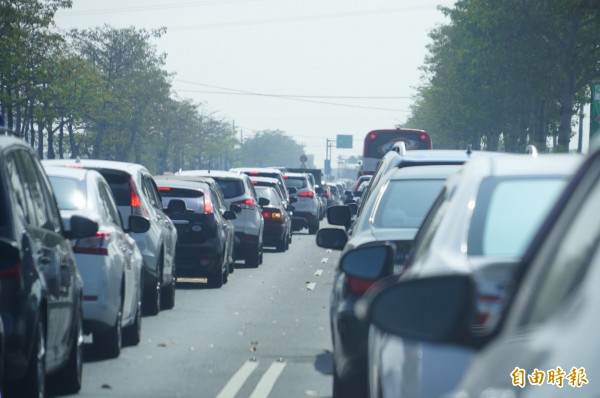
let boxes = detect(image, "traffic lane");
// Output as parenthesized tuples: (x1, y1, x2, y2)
(64, 229, 338, 398)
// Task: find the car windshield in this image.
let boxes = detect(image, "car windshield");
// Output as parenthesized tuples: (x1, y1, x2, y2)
(372, 179, 446, 228)
(48, 176, 87, 210)
(468, 177, 568, 257)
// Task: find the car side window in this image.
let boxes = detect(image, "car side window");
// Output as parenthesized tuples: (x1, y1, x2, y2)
(4, 152, 30, 234)
(144, 175, 163, 211)
(516, 170, 600, 327)
(98, 181, 122, 227)
(16, 150, 58, 231)
(212, 184, 227, 213)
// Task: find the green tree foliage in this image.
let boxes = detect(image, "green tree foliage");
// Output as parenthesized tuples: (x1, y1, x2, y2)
(407, 0, 600, 152)
(237, 130, 306, 168)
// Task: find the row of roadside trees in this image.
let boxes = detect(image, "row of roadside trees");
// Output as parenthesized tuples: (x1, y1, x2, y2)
(404, 0, 600, 152)
(0, 1, 307, 174)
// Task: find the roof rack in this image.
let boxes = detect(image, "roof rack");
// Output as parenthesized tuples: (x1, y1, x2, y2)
(0, 127, 20, 138)
(391, 141, 407, 155)
(526, 145, 538, 157)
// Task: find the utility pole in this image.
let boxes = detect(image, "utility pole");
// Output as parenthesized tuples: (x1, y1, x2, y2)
(325, 138, 334, 179)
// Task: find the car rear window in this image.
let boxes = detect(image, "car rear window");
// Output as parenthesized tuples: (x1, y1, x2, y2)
(284, 177, 307, 189)
(99, 170, 131, 206)
(255, 187, 281, 206)
(213, 178, 244, 199)
(48, 176, 87, 210)
(159, 188, 204, 212)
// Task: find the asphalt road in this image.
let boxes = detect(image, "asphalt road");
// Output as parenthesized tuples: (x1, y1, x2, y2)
(63, 229, 338, 398)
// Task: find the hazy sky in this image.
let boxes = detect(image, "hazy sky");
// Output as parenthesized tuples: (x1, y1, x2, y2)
(54, 0, 456, 169)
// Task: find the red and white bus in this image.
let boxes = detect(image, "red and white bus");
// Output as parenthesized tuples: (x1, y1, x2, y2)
(360, 128, 432, 175)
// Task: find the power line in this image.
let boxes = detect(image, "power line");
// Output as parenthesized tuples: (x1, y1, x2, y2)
(174, 89, 411, 100)
(172, 80, 409, 112)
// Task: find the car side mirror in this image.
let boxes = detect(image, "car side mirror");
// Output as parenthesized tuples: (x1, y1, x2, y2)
(289, 196, 297, 204)
(340, 243, 395, 281)
(315, 186, 324, 195)
(347, 203, 358, 215)
(230, 204, 242, 214)
(286, 205, 295, 212)
(327, 205, 352, 228)
(127, 215, 151, 234)
(0, 238, 20, 265)
(287, 187, 298, 195)
(316, 228, 347, 251)
(367, 274, 477, 346)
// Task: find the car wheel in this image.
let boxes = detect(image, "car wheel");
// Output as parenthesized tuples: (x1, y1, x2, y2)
(161, 266, 176, 310)
(143, 262, 162, 316)
(94, 299, 122, 359)
(275, 238, 286, 252)
(285, 234, 290, 251)
(332, 363, 368, 398)
(50, 307, 83, 394)
(245, 246, 260, 268)
(11, 317, 46, 398)
(308, 221, 319, 235)
(123, 299, 142, 346)
(207, 265, 224, 289)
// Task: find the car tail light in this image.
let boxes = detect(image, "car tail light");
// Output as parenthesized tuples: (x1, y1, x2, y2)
(128, 178, 149, 218)
(0, 261, 21, 279)
(252, 181, 258, 185)
(248, 171, 259, 175)
(158, 186, 171, 192)
(263, 210, 283, 221)
(204, 193, 214, 214)
(476, 293, 502, 326)
(283, 175, 288, 179)
(325, 190, 330, 198)
(346, 275, 376, 296)
(298, 191, 314, 198)
(233, 198, 255, 209)
(73, 231, 110, 256)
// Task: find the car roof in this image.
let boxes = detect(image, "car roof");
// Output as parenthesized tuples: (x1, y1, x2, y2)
(461, 153, 582, 178)
(387, 164, 463, 180)
(0, 135, 31, 150)
(230, 167, 283, 175)
(176, 169, 246, 180)
(42, 158, 148, 175)
(283, 172, 309, 178)
(154, 177, 209, 191)
(43, 165, 98, 180)
(249, 176, 280, 184)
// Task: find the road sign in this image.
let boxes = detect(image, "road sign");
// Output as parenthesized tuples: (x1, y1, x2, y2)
(336, 134, 353, 149)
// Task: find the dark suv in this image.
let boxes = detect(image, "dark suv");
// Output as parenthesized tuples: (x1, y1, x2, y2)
(0, 133, 98, 397)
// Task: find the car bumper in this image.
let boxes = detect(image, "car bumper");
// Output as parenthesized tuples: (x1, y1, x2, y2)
(174, 241, 223, 277)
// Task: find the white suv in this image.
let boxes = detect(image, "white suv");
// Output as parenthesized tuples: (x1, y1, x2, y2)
(43, 159, 178, 315)
(176, 170, 265, 267)
(283, 172, 320, 234)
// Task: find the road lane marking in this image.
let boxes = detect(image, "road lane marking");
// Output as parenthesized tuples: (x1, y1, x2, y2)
(306, 282, 316, 290)
(320, 257, 328, 263)
(216, 360, 259, 398)
(314, 269, 323, 277)
(249, 362, 287, 398)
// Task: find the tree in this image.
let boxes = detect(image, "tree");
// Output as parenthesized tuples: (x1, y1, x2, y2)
(238, 130, 306, 167)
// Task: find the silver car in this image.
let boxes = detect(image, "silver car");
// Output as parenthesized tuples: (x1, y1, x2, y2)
(44, 166, 149, 357)
(43, 159, 178, 316)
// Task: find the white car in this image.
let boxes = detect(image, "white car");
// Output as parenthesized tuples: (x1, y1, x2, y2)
(44, 166, 150, 358)
(43, 159, 178, 316)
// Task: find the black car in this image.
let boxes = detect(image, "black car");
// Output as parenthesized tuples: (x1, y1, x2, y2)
(155, 177, 237, 288)
(254, 185, 293, 252)
(0, 133, 98, 397)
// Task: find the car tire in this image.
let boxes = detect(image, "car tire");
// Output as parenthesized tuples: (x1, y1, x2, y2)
(245, 246, 260, 268)
(50, 307, 83, 394)
(207, 266, 224, 289)
(94, 300, 122, 359)
(161, 264, 176, 310)
(143, 262, 162, 316)
(275, 238, 286, 252)
(123, 299, 142, 346)
(308, 221, 319, 235)
(11, 317, 46, 398)
(285, 234, 290, 251)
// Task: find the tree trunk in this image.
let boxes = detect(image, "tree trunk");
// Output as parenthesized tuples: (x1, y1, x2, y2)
(67, 122, 79, 159)
(37, 120, 44, 159)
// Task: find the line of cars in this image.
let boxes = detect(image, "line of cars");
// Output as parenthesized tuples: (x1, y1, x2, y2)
(317, 143, 587, 397)
(0, 129, 322, 397)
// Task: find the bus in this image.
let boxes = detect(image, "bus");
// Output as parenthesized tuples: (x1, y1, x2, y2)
(359, 128, 432, 175)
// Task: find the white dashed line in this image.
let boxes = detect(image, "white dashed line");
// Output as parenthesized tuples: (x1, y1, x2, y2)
(314, 270, 323, 277)
(216, 360, 259, 398)
(249, 362, 287, 398)
(321, 257, 328, 263)
(306, 282, 316, 291)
